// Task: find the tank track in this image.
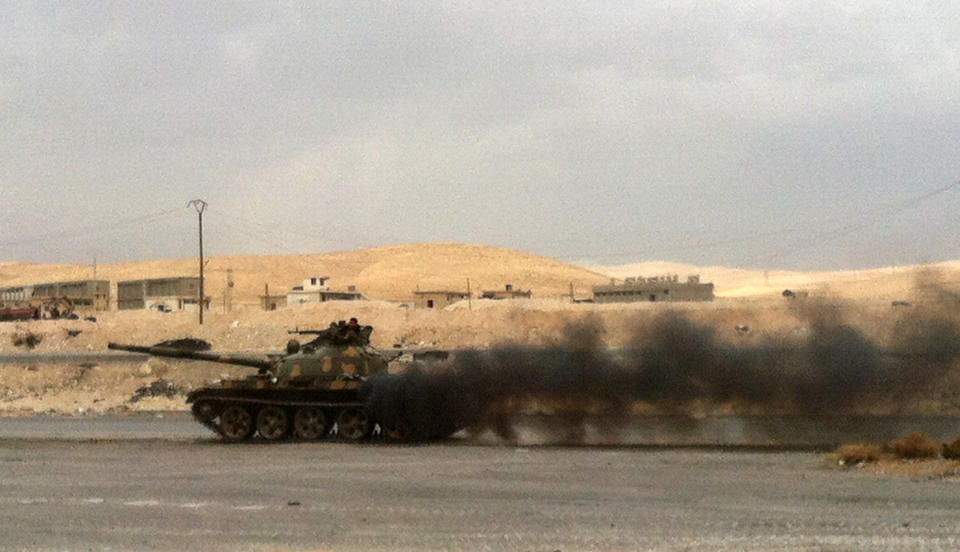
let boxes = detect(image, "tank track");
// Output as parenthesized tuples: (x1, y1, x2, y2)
(188, 395, 395, 442)
(190, 401, 221, 435)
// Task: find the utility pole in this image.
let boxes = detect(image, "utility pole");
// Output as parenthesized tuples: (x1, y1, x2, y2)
(188, 199, 208, 325)
(225, 268, 233, 313)
(466, 278, 472, 311)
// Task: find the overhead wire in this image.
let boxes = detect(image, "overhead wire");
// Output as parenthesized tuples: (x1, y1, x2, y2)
(205, 205, 382, 254)
(204, 206, 334, 255)
(736, 179, 960, 266)
(204, 211, 306, 256)
(1, 178, 955, 269)
(569, 179, 960, 265)
(0, 206, 185, 248)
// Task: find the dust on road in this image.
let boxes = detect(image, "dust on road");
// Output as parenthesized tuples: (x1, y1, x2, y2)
(2, 439, 959, 551)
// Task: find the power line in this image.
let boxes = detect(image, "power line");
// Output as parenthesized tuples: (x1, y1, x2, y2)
(737, 180, 960, 266)
(205, 205, 383, 254)
(208, 206, 325, 247)
(204, 211, 307, 255)
(574, 179, 960, 263)
(0, 207, 184, 247)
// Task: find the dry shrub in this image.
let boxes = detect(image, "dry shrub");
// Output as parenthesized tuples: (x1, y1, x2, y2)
(11, 331, 42, 349)
(129, 379, 184, 403)
(835, 443, 883, 465)
(888, 432, 941, 459)
(941, 437, 960, 460)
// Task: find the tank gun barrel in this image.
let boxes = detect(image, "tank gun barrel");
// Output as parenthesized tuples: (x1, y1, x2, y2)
(107, 342, 275, 370)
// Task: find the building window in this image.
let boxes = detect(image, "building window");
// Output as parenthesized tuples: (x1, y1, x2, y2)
(427, 299, 434, 308)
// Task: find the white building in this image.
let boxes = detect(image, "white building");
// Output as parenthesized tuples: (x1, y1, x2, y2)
(286, 277, 363, 305)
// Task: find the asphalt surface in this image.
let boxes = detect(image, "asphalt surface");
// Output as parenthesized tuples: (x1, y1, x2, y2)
(0, 413, 210, 440)
(1, 425, 960, 550)
(4, 413, 960, 445)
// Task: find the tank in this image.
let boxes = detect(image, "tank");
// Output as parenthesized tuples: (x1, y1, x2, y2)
(108, 321, 429, 442)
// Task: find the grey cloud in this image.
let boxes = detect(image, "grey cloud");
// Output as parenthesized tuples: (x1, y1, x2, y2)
(1, 1, 958, 268)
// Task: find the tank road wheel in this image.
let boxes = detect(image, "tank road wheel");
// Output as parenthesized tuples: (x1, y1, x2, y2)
(383, 419, 411, 442)
(219, 406, 254, 442)
(337, 408, 370, 441)
(256, 406, 289, 441)
(293, 407, 327, 440)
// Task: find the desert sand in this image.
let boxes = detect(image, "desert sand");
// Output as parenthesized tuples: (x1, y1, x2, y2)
(1, 242, 959, 417)
(0, 242, 612, 307)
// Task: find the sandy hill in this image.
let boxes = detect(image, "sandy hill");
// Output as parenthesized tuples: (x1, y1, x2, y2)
(0, 243, 611, 306)
(4, 243, 960, 306)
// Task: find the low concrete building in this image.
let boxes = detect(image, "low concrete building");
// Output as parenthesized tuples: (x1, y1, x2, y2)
(481, 284, 532, 300)
(0, 280, 110, 311)
(258, 283, 288, 311)
(413, 290, 469, 309)
(117, 277, 209, 312)
(593, 274, 714, 303)
(286, 277, 363, 305)
(260, 294, 288, 311)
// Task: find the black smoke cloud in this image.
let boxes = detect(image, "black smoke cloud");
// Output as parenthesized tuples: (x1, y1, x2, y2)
(364, 302, 960, 442)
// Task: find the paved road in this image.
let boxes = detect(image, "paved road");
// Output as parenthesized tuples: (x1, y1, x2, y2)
(3, 413, 960, 446)
(1, 438, 959, 551)
(0, 413, 209, 440)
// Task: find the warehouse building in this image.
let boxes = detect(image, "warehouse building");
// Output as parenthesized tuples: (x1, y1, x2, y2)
(592, 275, 714, 303)
(117, 277, 209, 312)
(0, 285, 31, 306)
(0, 280, 110, 311)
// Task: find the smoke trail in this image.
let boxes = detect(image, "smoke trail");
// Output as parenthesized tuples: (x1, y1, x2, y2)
(364, 297, 960, 442)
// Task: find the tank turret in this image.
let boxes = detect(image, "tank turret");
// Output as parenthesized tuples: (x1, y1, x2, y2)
(107, 321, 432, 443)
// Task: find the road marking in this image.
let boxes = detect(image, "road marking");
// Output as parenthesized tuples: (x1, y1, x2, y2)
(123, 499, 160, 507)
(5, 496, 290, 513)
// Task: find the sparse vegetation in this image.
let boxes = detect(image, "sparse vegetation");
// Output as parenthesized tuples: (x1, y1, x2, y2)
(942, 437, 960, 460)
(832, 433, 960, 479)
(887, 432, 941, 459)
(835, 443, 883, 465)
(11, 331, 42, 349)
(129, 379, 185, 403)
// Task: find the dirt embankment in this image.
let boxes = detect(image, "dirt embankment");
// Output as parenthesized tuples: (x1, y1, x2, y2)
(2, 292, 960, 419)
(3, 243, 960, 419)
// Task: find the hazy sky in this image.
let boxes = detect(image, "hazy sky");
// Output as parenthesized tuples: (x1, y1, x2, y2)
(1, 1, 958, 270)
